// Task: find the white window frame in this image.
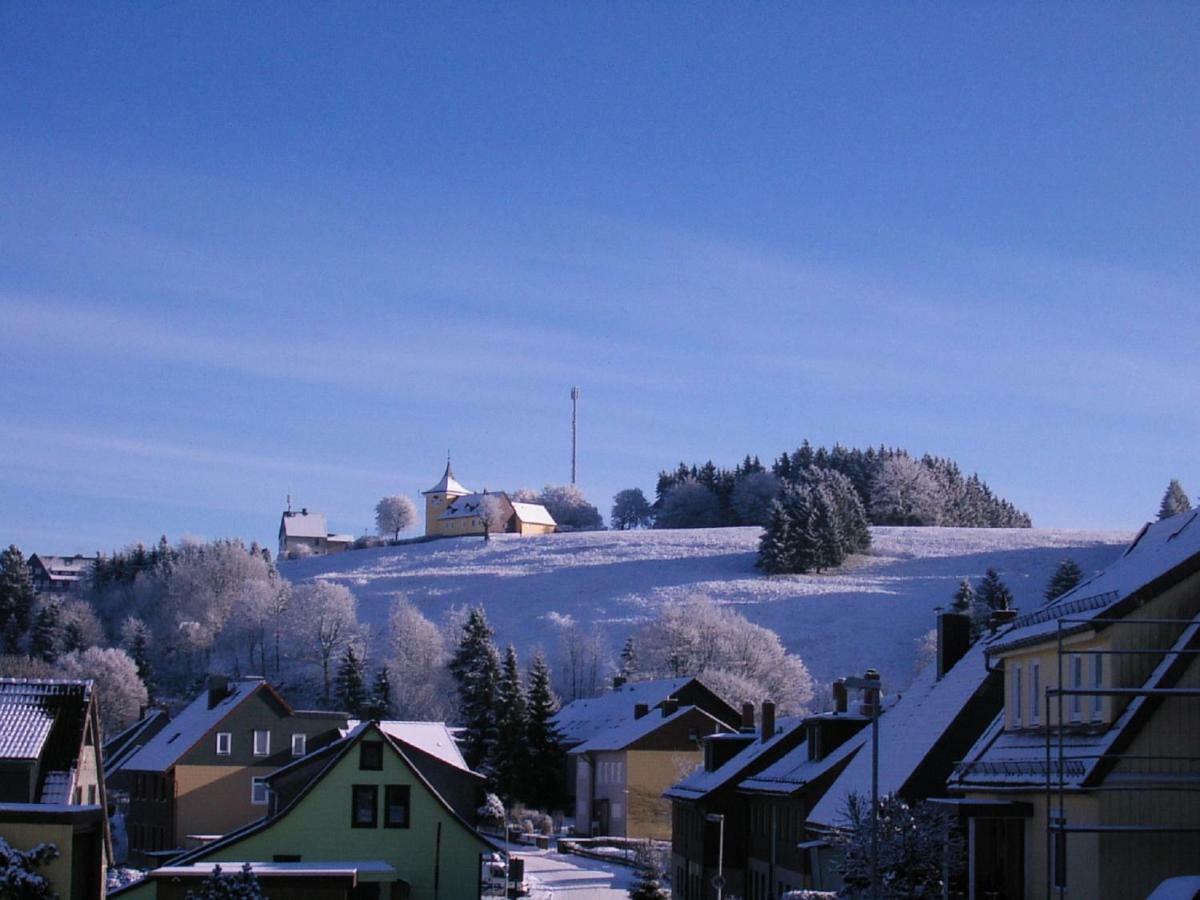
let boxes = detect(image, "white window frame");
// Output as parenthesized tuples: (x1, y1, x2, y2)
(253, 730, 270, 757)
(250, 776, 269, 805)
(1091, 652, 1104, 721)
(291, 733, 307, 757)
(1070, 654, 1083, 722)
(1012, 662, 1023, 727)
(216, 732, 232, 756)
(1029, 661, 1041, 724)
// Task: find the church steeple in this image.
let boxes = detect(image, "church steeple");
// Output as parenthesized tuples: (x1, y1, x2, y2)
(422, 458, 472, 536)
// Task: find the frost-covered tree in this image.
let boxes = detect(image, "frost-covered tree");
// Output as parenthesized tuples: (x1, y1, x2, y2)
(869, 455, 943, 526)
(950, 577, 975, 613)
(386, 598, 453, 720)
(59, 647, 148, 737)
(537, 484, 604, 531)
(375, 494, 418, 541)
(731, 471, 781, 527)
(524, 650, 566, 811)
(120, 616, 153, 692)
(335, 644, 368, 717)
(493, 644, 527, 803)
(477, 792, 505, 827)
(0, 545, 35, 654)
(610, 488, 654, 530)
(617, 636, 638, 681)
(637, 596, 814, 715)
(287, 580, 358, 701)
(757, 500, 795, 574)
(554, 622, 609, 702)
(1158, 479, 1192, 520)
(977, 568, 1013, 612)
(655, 479, 723, 529)
(627, 844, 671, 900)
(1045, 558, 1083, 603)
(951, 577, 991, 641)
(448, 607, 502, 773)
(184, 863, 266, 900)
(833, 792, 964, 899)
(477, 494, 510, 543)
(0, 836, 59, 900)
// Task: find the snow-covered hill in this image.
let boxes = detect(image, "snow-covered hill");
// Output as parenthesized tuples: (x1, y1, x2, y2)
(279, 526, 1131, 694)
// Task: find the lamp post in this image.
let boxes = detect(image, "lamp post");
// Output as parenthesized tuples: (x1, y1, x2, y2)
(844, 671, 882, 900)
(705, 812, 726, 900)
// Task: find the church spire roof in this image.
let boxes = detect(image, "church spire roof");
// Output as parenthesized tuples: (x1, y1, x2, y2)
(422, 459, 471, 497)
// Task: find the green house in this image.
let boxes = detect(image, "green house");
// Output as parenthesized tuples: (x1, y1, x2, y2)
(113, 722, 498, 900)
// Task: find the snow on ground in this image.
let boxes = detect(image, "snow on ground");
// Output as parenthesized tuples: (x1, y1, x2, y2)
(519, 848, 639, 898)
(280, 526, 1131, 693)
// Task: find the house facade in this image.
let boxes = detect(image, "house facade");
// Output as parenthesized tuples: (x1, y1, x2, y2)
(115, 676, 346, 865)
(421, 462, 556, 538)
(278, 508, 354, 557)
(27, 553, 96, 595)
(949, 511, 1200, 900)
(0, 678, 111, 899)
(114, 722, 497, 900)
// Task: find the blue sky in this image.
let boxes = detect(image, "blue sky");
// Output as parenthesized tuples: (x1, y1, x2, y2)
(2, 4, 1197, 553)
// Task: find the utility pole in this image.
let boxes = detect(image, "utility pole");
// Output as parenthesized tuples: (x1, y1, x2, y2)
(570, 386, 580, 484)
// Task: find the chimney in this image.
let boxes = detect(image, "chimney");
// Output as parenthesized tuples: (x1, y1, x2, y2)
(206, 674, 230, 710)
(741, 702, 756, 732)
(661, 698, 679, 718)
(633, 702, 649, 720)
(613, 675, 627, 690)
(760, 700, 776, 742)
(832, 679, 848, 714)
(301, 507, 308, 516)
(857, 670, 881, 717)
(937, 609, 972, 679)
(988, 609, 1019, 633)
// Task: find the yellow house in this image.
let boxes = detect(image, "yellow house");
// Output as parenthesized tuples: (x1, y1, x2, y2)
(950, 510, 1200, 899)
(421, 462, 556, 538)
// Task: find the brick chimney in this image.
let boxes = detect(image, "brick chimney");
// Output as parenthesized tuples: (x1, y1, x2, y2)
(937, 609, 972, 679)
(741, 702, 756, 732)
(760, 700, 776, 741)
(633, 702, 649, 720)
(206, 674, 230, 709)
(832, 678, 848, 714)
(857, 670, 881, 717)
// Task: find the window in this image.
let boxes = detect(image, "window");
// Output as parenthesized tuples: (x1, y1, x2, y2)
(216, 732, 232, 756)
(291, 733, 307, 757)
(1030, 661, 1041, 724)
(251, 776, 269, 805)
(1070, 655, 1083, 722)
(1013, 663, 1023, 726)
(1092, 652, 1104, 721)
(351, 784, 378, 827)
(359, 741, 383, 770)
(253, 730, 270, 756)
(384, 785, 411, 828)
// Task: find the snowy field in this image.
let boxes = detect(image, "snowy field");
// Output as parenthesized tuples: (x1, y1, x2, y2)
(279, 526, 1131, 693)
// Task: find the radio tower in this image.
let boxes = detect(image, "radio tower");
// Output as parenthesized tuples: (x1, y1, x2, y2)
(570, 386, 581, 484)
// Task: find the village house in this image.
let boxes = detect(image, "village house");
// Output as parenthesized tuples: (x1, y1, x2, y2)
(277, 507, 354, 557)
(421, 461, 556, 538)
(26, 552, 96, 595)
(112, 721, 498, 900)
(0, 678, 111, 899)
(112, 676, 347, 866)
(949, 510, 1200, 900)
(665, 701, 806, 900)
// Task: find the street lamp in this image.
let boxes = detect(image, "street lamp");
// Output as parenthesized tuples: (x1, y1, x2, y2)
(843, 671, 882, 900)
(705, 813, 726, 900)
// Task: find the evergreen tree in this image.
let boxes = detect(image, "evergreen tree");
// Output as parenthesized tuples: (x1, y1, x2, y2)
(950, 578, 975, 613)
(977, 568, 1013, 611)
(124, 619, 153, 691)
(1045, 558, 1083, 603)
(1158, 479, 1192, 520)
(618, 637, 638, 680)
(756, 500, 794, 574)
(493, 644, 528, 803)
(29, 603, 62, 663)
(365, 666, 393, 720)
(524, 650, 566, 810)
(61, 620, 85, 654)
(627, 846, 670, 900)
(0, 545, 35, 652)
(781, 485, 820, 573)
(449, 607, 502, 773)
(810, 486, 845, 572)
(335, 645, 368, 717)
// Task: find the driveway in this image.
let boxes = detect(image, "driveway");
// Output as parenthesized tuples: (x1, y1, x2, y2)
(518, 848, 642, 899)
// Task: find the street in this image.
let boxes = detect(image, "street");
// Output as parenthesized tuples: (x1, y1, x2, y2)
(519, 848, 641, 899)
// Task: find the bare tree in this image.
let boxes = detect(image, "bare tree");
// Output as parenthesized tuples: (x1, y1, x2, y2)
(375, 495, 418, 541)
(287, 580, 358, 701)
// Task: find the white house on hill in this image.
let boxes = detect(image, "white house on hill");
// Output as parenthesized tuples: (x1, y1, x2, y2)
(277, 508, 353, 557)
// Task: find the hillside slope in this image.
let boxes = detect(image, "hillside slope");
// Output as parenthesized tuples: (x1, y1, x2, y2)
(279, 526, 1131, 694)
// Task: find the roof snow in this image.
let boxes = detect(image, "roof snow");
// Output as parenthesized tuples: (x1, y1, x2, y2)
(570, 704, 728, 754)
(281, 511, 329, 539)
(423, 462, 471, 497)
(0, 679, 92, 762)
(350, 720, 469, 772)
(440, 492, 501, 520)
(555, 677, 695, 745)
(510, 501, 556, 527)
(665, 718, 804, 800)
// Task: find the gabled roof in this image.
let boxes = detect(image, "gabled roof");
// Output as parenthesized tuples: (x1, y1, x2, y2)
(439, 491, 509, 521)
(120, 679, 283, 773)
(28, 554, 96, 581)
(570, 704, 728, 754)
(739, 725, 866, 797)
(991, 510, 1200, 655)
(280, 510, 329, 539)
(102, 709, 170, 777)
(351, 720, 470, 773)
(665, 718, 805, 801)
(423, 461, 471, 497)
(807, 640, 996, 826)
(510, 502, 556, 527)
(555, 677, 699, 745)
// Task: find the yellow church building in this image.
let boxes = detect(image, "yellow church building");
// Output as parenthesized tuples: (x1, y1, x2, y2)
(421, 462, 557, 538)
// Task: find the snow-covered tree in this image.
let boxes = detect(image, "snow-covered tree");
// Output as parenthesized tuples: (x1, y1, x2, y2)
(757, 499, 795, 574)
(120, 616, 153, 692)
(732, 471, 781, 526)
(950, 577, 975, 613)
(0, 545, 35, 654)
(610, 488, 654, 530)
(287, 580, 358, 701)
(335, 644, 368, 717)
(537, 484, 604, 531)
(184, 863, 266, 900)
(386, 598, 453, 720)
(976, 568, 1013, 612)
(493, 644, 527, 803)
(477, 494, 510, 542)
(869, 456, 943, 526)
(0, 836, 59, 900)
(375, 494, 418, 541)
(1045, 558, 1083, 603)
(477, 792, 505, 827)
(365, 665, 393, 720)
(29, 602, 62, 663)
(833, 792, 964, 899)
(448, 607, 502, 773)
(59, 647, 148, 737)
(627, 844, 670, 900)
(1158, 479, 1192, 520)
(524, 650, 566, 811)
(655, 479, 723, 529)
(617, 636, 638, 681)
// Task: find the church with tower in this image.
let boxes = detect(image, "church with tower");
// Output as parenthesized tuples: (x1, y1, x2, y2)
(421, 461, 557, 538)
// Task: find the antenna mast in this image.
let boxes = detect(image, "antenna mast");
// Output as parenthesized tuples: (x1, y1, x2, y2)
(570, 386, 580, 484)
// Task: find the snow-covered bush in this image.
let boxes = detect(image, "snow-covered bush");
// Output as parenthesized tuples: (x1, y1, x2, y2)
(184, 863, 265, 899)
(478, 792, 505, 826)
(627, 844, 670, 900)
(0, 837, 58, 899)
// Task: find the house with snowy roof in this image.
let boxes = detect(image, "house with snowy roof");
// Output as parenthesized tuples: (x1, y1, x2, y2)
(665, 701, 806, 900)
(113, 676, 346, 865)
(421, 461, 556, 538)
(948, 510, 1200, 900)
(27, 552, 96, 595)
(112, 721, 497, 900)
(277, 506, 354, 557)
(0, 678, 111, 898)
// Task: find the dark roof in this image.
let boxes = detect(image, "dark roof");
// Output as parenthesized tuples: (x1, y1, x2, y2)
(665, 718, 806, 801)
(102, 709, 170, 777)
(0, 679, 91, 763)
